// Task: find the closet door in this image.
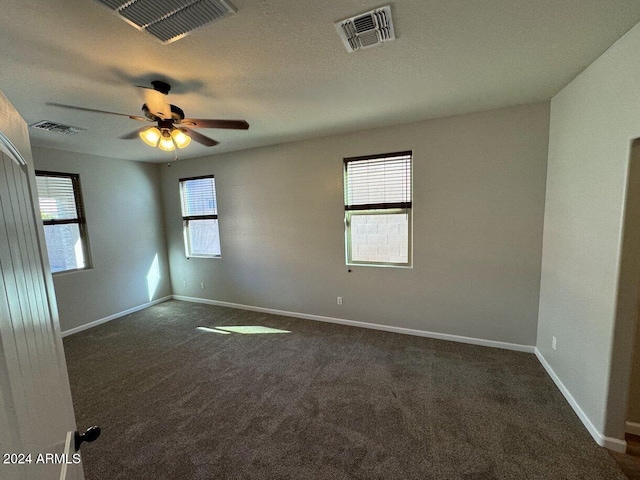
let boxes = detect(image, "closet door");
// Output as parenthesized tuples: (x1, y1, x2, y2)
(0, 135, 84, 480)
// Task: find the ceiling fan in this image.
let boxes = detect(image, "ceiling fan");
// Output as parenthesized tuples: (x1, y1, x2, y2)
(47, 80, 249, 151)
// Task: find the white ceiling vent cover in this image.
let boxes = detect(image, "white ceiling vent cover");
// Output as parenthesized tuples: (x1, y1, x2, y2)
(94, 0, 236, 44)
(30, 121, 85, 135)
(334, 6, 395, 53)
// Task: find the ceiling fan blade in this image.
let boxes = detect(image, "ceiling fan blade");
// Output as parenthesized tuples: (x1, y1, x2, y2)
(180, 119, 249, 130)
(178, 127, 219, 147)
(139, 87, 172, 120)
(46, 103, 148, 121)
(119, 127, 148, 140)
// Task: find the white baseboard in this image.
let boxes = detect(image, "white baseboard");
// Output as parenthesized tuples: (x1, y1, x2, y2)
(172, 295, 535, 353)
(627, 421, 640, 436)
(61, 296, 172, 337)
(535, 348, 627, 453)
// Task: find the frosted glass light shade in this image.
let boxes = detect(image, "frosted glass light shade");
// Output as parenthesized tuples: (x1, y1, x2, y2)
(171, 129, 191, 149)
(158, 131, 176, 152)
(139, 127, 161, 147)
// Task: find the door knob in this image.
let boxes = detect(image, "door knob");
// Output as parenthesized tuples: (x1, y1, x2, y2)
(74, 426, 101, 452)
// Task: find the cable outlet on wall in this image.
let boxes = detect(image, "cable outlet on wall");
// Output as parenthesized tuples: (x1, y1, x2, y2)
(337, 296, 343, 305)
(200, 282, 205, 290)
(552, 336, 557, 351)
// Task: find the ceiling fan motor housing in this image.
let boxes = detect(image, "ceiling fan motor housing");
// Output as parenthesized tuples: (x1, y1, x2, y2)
(143, 104, 185, 122)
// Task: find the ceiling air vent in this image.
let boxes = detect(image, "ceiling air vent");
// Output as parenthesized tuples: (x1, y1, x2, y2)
(334, 6, 395, 53)
(30, 121, 85, 135)
(94, 0, 236, 44)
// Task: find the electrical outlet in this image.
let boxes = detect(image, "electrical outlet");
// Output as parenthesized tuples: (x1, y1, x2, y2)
(552, 336, 557, 351)
(337, 296, 343, 305)
(183, 280, 187, 287)
(200, 282, 205, 290)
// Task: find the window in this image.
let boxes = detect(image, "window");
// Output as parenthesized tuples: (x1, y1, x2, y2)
(343, 151, 412, 267)
(179, 175, 221, 258)
(35, 171, 90, 273)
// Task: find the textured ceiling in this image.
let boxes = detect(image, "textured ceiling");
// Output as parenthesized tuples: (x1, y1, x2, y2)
(1, 0, 640, 163)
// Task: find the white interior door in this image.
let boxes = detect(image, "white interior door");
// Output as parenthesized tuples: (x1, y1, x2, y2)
(0, 130, 84, 480)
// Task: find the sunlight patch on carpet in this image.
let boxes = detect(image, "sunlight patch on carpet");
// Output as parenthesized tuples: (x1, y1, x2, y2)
(212, 326, 291, 335)
(197, 326, 231, 334)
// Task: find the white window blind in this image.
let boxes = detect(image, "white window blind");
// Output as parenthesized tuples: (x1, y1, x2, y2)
(36, 174, 82, 221)
(344, 151, 412, 210)
(180, 176, 218, 218)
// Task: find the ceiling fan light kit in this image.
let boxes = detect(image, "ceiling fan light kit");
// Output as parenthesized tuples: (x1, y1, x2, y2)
(139, 126, 192, 151)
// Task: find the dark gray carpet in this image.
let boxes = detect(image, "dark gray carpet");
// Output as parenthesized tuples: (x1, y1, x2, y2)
(63, 300, 627, 479)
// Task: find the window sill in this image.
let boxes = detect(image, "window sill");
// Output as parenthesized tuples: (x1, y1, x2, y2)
(346, 262, 412, 269)
(52, 267, 92, 276)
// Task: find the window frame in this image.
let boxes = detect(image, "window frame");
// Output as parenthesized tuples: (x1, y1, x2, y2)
(343, 151, 413, 268)
(179, 175, 221, 259)
(35, 170, 91, 274)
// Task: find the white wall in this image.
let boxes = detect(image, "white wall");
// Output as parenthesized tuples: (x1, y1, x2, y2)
(537, 22, 640, 445)
(32, 147, 171, 333)
(161, 102, 550, 347)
